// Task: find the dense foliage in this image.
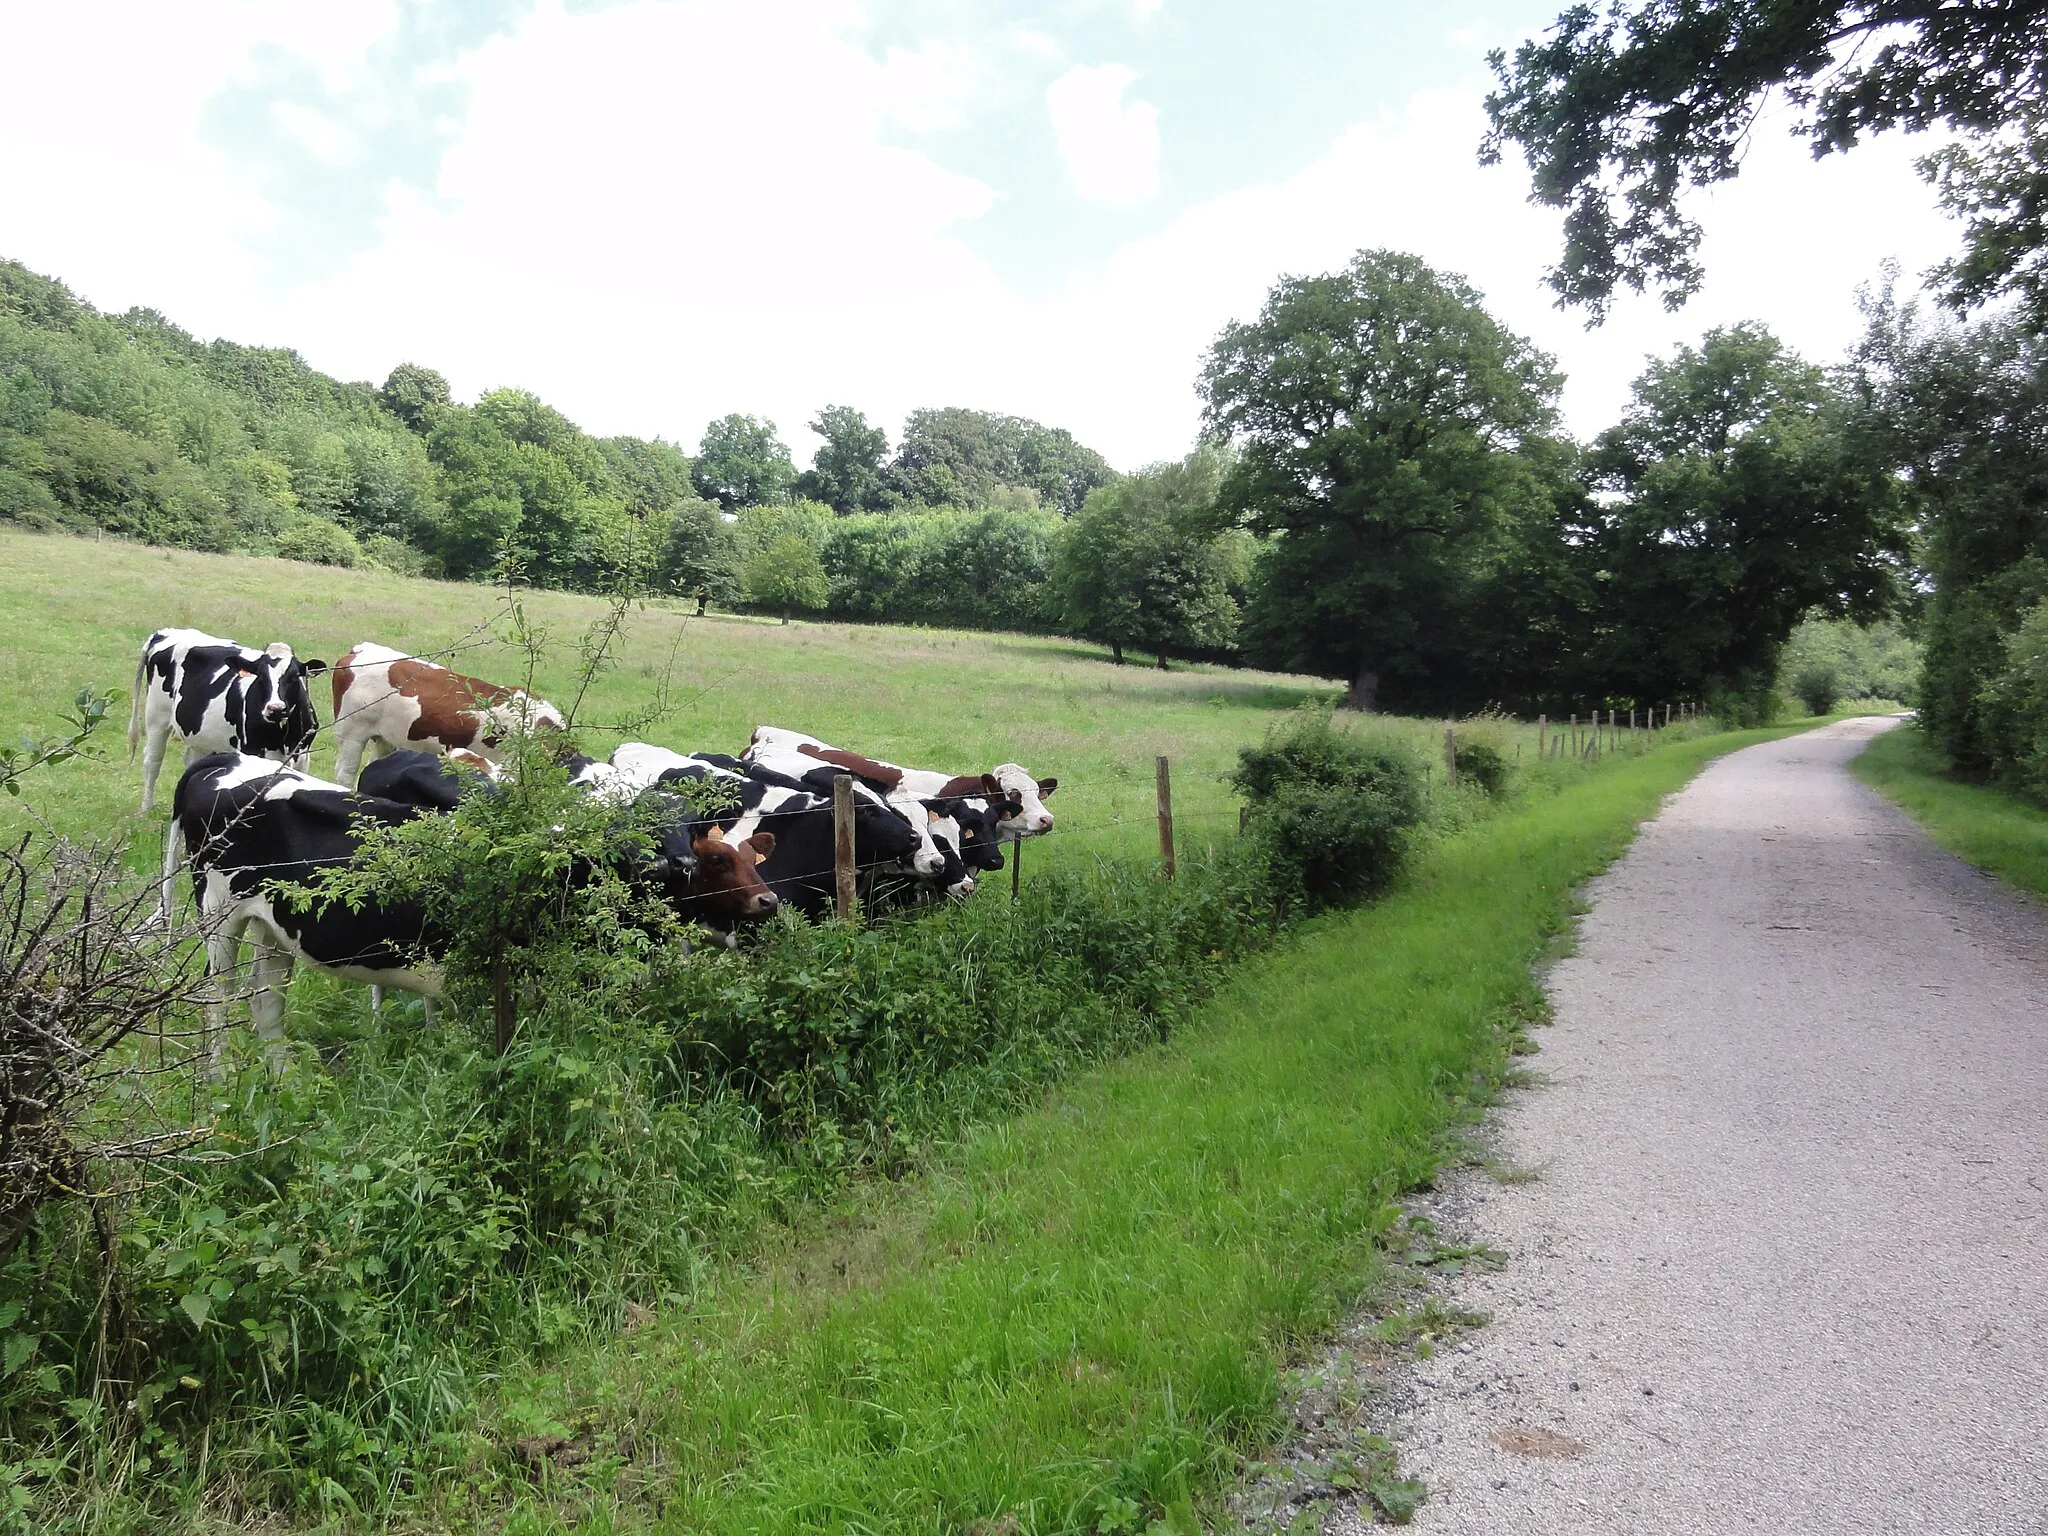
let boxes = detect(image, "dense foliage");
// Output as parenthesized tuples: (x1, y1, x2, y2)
(1850, 293, 2048, 788)
(1, 247, 1922, 714)
(1233, 712, 1431, 912)
(1776, 614, 1920, 714)
(1581, 323, 1907, 720)
(1483, 1, 2048, 315)
(1199, 251, 1895, 717)
(1053, 445, 1247, 666)
(1201, 250, 1571, 712)
(0, 823, 1286, 1520)
(0, 259, 1117, 632)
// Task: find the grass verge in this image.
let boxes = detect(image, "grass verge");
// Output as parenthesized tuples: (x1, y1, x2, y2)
(1848, 720, 2048, 899)
(451, 723, 1818, 1536)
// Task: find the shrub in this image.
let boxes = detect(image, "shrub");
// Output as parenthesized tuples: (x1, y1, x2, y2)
(743, 532, 829, 622)
(1790, 661, 1842, 716)
(274, 516, 361, 567)
(1232, 712, 1428, 912)
(1450, 736, 1512, 795)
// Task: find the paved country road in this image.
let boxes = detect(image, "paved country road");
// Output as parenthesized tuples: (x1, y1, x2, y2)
(1372, 718, 2048, 1534)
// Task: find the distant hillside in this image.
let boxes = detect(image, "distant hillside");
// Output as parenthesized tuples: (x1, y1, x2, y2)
(0, 259, 1115, 611)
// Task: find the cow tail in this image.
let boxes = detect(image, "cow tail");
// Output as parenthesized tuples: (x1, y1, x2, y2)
(127, 641, 149, 759)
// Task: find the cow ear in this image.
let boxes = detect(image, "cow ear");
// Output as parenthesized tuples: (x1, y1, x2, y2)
(303, 659, 328, 676)
(1037, 777, 1058, 796)
(744, 831, 776, 859)
(981, 773, 1002, 795)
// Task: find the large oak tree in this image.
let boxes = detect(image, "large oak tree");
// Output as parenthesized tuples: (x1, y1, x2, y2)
(1200, 249, 1565, 711)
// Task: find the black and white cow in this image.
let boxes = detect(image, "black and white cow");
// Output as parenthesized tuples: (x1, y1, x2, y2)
(169, 753, 441, 1070)
(740, 728, 1033, 885)
(129, 628, 327, 814)
(609, 743, 926, 918)
(170, 751, 776, 1068)
(736, 738, 955, 883)
(746, 725, 1056, 842)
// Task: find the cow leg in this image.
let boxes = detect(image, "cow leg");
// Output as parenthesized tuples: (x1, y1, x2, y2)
(200, 919, 245, 1078)
(420, 995, 437, 1028)
(369, 983, 384, 1016)
(249, 941, 295, 1073)
(333, 732, 367, 788)
(156, 816, 184, 930)
(139, 720, 171, 815)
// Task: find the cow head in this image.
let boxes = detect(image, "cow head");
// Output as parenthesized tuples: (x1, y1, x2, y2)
(249, 643, 325, 750)
(683, 826, 780, 924)
(925, 795, 1007, 873)
(991, 763, 1056, 838)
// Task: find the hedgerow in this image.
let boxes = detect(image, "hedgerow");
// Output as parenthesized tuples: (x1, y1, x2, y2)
(0, 839, 1287, 1523)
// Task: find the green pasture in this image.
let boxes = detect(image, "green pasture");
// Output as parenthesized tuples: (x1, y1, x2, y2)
(1850, 721, 2048, 899)
(1, 526, 1350, 864)
(1, 528, 1648, 871)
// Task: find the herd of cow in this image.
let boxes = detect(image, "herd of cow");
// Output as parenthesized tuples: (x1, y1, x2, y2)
(131, 627, 1059, 1064)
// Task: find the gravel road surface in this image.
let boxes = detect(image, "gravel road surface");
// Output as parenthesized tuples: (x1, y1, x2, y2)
(1363, 717, 2048, 1534)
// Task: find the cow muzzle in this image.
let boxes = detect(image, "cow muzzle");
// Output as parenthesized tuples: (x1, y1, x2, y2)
(748, 890, 780, 916)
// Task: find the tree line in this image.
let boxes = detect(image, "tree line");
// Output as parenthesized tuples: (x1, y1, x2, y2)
(0, 248, 1920, 723)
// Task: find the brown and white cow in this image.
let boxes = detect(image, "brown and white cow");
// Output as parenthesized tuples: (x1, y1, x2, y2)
(747, 725, 1057, 842)
(330, 642, 564, 787)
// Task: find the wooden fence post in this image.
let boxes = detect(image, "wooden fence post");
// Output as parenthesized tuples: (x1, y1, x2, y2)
(1156, 755, 1176, 880)
(1011, 830, 1022, 902)
(1537, 713, 1547, 759)
(1444, 727, 1459, 788)
(833, 772, 856, 921)
(1630, 707, 1638, 749)
(1570, 713, 1578, 759)
(1239, 804, 1251, 835)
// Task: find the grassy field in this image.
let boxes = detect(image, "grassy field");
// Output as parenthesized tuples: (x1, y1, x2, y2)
(2, 526, 1347, 863)
(1849, 720, 2048, 899)
(1, 528, 1656, 870)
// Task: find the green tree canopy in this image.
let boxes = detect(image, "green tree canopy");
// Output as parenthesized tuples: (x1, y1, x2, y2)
(1585, 323, 1907, 715)
(598, 434, 695, 516)
(889, 406, 1115, 515)
(743, 531, 830, 623)
(1202, 248, 1564, 711)
(1483, 2, 2048, 315)
(1851, 293, 2048, 768)
(379, 363, 450, 431)
(693, 413, 795, 509)
(796, 405, 893, 513)
(1054, 445, 1244, 667)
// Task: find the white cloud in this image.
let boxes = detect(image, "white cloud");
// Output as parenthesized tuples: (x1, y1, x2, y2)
(1046, 63, 1161, 209)
(268, 101, 362, 166)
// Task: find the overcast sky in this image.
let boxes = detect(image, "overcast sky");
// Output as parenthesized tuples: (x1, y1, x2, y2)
(2, 0, 1962, 469)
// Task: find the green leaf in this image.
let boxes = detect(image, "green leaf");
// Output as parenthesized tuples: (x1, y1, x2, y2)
(178, 1293, 211, 1328)
(0, 1300, 21, 1330)
(2, 1333, 36, 1376)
